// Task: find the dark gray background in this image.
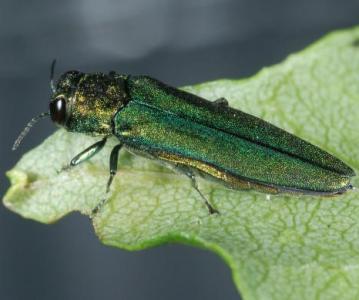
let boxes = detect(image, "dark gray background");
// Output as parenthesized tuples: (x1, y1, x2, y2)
(0, 1, 358, 299)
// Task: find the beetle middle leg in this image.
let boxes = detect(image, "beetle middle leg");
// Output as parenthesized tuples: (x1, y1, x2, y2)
(106, 143, 124, 193)
(91, 143, 124, 216)
(62, 137, 107, 171)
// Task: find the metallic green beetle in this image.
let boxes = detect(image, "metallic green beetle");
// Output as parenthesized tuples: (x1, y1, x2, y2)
(13, 64, 356, 214)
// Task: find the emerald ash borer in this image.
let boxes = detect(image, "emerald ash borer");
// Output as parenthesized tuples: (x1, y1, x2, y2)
(13, 61, 356, 214)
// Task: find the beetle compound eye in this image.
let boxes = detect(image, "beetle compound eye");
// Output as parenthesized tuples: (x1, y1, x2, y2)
(50, 97, 67, 125)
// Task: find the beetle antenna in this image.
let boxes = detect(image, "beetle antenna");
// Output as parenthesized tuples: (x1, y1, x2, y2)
(12, 112, 50, 151)
(50, 59, 57, 93)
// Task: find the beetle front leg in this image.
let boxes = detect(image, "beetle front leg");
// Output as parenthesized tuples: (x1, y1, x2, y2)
(62, 137, 107, 171)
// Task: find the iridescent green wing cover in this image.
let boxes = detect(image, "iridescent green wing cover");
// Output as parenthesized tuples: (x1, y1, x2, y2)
(126, 76, 355, 177)
(113, 76, 353, 194)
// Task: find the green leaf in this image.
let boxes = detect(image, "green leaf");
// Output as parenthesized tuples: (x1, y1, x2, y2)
(4, 27, 359, 299)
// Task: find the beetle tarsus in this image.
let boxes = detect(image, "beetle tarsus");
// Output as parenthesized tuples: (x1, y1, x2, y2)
(60, 164, 72, 173)
(90, 197, 107, 218)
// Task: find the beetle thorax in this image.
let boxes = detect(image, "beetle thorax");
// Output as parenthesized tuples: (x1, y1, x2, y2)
(54, 72, 128, 136)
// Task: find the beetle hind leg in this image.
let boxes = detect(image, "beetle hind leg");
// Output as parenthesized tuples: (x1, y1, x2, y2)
(176, 165, 219, 215)
(190, 174, 219, 215)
